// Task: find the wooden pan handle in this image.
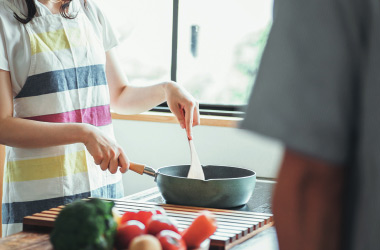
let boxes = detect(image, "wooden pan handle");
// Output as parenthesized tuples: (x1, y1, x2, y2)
(129, 162, 145, 175)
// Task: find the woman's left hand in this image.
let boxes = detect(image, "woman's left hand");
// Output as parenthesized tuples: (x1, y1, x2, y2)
(164, 81, 200, 140)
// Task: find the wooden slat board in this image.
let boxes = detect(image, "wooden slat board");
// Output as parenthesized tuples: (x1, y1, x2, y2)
(23, 199, 274, 250)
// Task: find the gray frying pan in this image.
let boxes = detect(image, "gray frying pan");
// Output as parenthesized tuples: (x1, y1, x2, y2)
(129, 163, 256, 208)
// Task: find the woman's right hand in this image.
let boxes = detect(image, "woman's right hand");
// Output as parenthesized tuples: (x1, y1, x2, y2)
(82, 124, 129, 174)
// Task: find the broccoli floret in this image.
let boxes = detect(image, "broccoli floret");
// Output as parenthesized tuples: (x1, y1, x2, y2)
(50, 198, 117, 250)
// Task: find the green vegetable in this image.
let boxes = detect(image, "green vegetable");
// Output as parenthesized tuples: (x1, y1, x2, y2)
(50, 198, 117, 250)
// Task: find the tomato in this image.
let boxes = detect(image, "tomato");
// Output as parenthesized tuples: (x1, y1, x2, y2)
(136, 210, 155, 226)
(157, 230, 186, 250)
(119, 208, 166, 227)
(115, 220, 146, 250)
(120, 211, 137, 225)
(146, 214, 180, 236)
(120, 210, 155, 227)
(181, 211, 217, 248)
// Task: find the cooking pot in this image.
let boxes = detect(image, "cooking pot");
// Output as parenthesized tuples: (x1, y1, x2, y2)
(129, 163, 256, 208)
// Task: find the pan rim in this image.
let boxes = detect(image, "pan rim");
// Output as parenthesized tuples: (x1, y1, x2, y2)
(157, 164, 256, 181)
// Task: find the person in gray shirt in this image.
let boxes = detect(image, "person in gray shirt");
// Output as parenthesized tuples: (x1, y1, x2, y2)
(241, 0, 378, 249)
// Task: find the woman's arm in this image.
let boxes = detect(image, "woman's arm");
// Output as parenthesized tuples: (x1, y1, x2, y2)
(106, 49, 200, 139)
(0, 69, 128, 173)
(0, 69, 87, 148)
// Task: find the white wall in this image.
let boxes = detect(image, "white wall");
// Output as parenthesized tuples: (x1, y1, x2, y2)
(112, 119, 284, 196)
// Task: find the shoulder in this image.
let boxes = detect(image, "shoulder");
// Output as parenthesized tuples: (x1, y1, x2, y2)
(0, 0, 27, 23)
(80, 0, 112, 31)
(0, 1, 14, 18)
(0, 1, 25, 29)
(83, 0, 102, 10)
(80, 0, 105, 19)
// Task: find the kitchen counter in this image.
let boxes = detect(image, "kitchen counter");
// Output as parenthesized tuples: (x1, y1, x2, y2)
(0, 180, 278, 250)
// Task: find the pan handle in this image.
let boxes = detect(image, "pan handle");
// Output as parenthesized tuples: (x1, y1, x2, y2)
(129, 162, 157, 178)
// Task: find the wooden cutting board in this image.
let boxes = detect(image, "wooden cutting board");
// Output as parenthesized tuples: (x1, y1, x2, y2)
(23, 198, 274, 250)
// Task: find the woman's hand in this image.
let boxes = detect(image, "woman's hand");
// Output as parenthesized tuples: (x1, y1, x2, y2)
(164, 81, 200, 140)
(83, 124, 129, 174)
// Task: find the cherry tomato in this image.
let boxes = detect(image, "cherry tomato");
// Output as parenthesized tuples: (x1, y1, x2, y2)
(157, 230, 186, 250)
(115, 220, 146, 250)
(147, 214, 180, 236)
(120, 211, 137, 225)
(120, 210, 156, 227)
(181, 211, 217, 248)
(136, 210, 155, 226)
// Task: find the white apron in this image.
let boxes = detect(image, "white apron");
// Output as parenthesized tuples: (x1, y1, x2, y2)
(2, 0, 123, 236)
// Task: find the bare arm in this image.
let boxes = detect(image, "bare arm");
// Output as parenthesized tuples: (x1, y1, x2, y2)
(0, 69, 128, 173)
(273, 148, 343, 250)
(106, 49, 200, 139)
(0, 69, 88, 148)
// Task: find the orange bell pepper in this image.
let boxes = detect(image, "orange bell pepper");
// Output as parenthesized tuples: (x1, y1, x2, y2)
(181, 211, 217, 248)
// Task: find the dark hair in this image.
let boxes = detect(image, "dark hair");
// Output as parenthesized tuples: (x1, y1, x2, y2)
(14, 0, 87, 24)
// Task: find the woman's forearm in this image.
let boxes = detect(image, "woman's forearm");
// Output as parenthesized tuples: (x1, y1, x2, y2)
(105, 49, 169, 114)
(105, 49, 199, 138)
(0, 117, 89, 148)
(111, 82, 171, 115)
(0, 70, 90, 149)
(0, 116, 130, 174)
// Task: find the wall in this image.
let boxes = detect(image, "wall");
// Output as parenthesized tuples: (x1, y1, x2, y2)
(112, 119, 284, 196)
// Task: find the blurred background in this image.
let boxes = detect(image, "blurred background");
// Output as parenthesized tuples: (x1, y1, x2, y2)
(96, 0, 272, 105)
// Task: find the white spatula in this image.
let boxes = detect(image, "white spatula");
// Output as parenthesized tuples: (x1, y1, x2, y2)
(187, 139, 205, 180)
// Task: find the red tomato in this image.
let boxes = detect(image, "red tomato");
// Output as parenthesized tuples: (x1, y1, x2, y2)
(120, 210, 155, 227)
(115, 220, 146, 250)
(181, 211, 217, 248)
(157, 230, 186, 250)
(136, 210, 155, 226)
(147, 214, 180, 236)
(120, 211, 137, 225)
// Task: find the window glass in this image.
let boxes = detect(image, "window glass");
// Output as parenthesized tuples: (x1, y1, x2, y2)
(177, 0, 273, 105)
(98, 0, 173, 86)
(97, 0, 272, 105)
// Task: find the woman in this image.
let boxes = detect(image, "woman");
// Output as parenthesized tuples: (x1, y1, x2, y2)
(0, 0, 199, 236)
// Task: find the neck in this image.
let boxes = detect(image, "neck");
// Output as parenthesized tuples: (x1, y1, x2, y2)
(38, 0, 63, 14)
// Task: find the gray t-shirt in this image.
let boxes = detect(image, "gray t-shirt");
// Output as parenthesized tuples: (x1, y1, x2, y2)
(241, 0, 379, 249)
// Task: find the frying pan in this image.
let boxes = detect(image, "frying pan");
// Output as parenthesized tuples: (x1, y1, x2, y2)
(129, 163, 256, 208)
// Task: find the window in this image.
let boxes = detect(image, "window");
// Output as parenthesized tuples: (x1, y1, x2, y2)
(98, 0, 173, 85)
(98, 0, 273, 116)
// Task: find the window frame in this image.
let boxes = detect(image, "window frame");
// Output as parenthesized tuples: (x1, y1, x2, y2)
(150, 0, 248, 118)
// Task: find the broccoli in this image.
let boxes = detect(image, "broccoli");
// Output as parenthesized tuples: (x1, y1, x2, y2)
(50, 198, 117, 250)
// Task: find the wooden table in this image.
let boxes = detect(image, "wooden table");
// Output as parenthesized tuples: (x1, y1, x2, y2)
(0, 180, 279, 250)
